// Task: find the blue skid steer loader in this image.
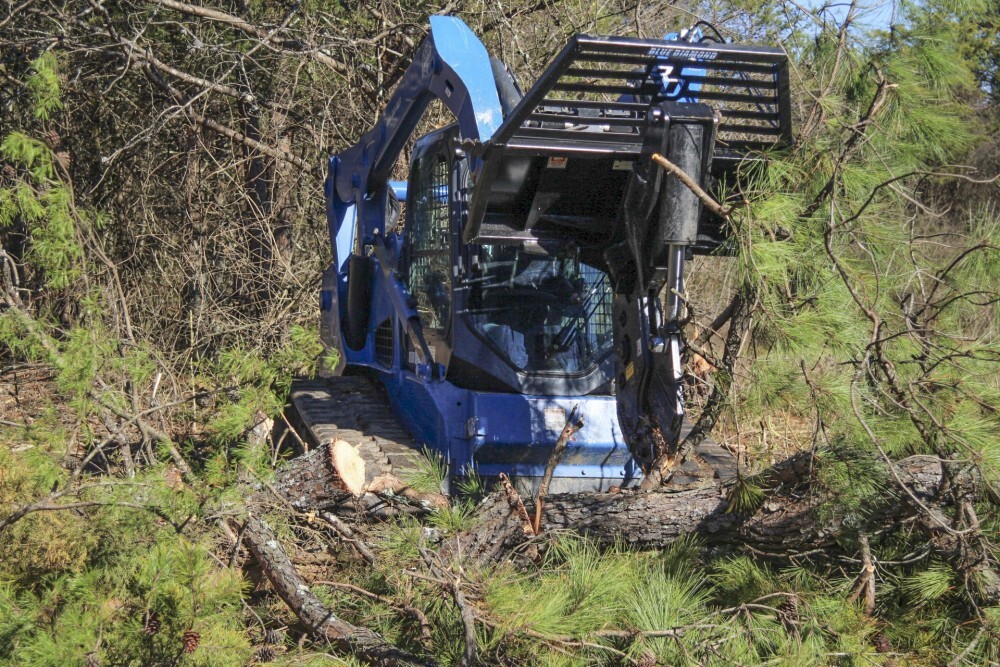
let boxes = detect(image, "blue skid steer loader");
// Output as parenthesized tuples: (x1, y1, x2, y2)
(290, 17, 792, 495)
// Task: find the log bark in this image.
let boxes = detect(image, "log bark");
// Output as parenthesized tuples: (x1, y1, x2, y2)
(538, 455, 944, 551)
(259, 444, 1000, 605)
(240, 515, 433, 666)
(267, 439, 367, 511)
(438, 474, 535, 568)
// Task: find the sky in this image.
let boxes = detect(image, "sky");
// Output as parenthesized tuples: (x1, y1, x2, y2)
(803, 0, 899, 30)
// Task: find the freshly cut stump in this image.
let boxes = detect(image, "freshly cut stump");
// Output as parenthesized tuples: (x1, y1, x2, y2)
(329, 439, 366, 496)
(269, 440, 369, 511)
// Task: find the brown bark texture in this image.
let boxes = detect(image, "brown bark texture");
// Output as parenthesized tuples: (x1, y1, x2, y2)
(266, 439, 367, 511)
(240, 514, 433, 667)
(539, 454, 942, 551)
(438, 474, 536, 568)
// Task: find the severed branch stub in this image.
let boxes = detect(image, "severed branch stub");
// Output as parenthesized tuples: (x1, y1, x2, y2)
(651, 152, 732, 221)
(533, 405, 583, 534)
(846, 533, 877, 616)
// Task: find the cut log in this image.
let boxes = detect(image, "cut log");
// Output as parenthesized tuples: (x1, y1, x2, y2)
(532, 456, 1000, 606)
(240, 515, 434, 667)
(268, 439, 367, 511)
(436, 451, 913, 568)
(258, 443, 1000, 605)
(330, 439, 366, 495)
(537, 454, 945, 551)
(439, 474, 535, 568)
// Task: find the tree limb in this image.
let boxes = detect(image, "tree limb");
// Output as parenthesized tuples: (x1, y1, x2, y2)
(239, 514, 434, 666)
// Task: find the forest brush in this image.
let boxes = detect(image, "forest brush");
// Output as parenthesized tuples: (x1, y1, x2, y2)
(2, 0, 1000, 665)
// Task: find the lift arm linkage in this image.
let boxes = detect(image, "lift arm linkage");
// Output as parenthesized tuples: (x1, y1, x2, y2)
(324, 17, 505, 366)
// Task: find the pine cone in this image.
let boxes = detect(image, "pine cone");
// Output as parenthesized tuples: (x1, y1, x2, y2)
(42, 128, 60, 149)
(55, 150, 72, 170)
(254, 646, 276, 663)
(263, 628, 284, 645)
(182, 629, 200, 653)
(777, 597, 800, 631)
(85, 652, 101, 667)
(143, 611, 161, 635)
(636, 650, 657, 667)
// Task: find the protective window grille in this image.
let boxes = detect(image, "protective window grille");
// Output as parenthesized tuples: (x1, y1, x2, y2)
(374, 318, 394, 368)
(493, 35, 792, 160)
(408, 148, 452, 329)
(412, 153, 450, 250)
(585, 271, 613, 345)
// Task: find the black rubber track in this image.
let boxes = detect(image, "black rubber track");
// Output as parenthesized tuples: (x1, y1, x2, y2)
(289, 376, 425, 485)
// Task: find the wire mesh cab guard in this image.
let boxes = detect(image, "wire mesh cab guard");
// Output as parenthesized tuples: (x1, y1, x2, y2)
(463, 33, 792, 253)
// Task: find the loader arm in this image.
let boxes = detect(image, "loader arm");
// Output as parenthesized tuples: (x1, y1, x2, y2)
(324, 16, 504, 363)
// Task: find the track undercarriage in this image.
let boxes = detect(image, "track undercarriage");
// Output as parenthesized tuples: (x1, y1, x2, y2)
(289, 374, 736, 497)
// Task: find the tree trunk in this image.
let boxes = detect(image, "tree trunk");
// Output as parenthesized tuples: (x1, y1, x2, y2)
(267, 439, 368, 510)
(537, 455, 944, 551)
(438, 474, 535, 568)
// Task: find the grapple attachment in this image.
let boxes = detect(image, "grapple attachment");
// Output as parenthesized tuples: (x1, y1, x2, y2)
(464, 33, 793, 254)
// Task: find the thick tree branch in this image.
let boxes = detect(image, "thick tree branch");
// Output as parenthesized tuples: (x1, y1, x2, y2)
(239, 515, 433, 666)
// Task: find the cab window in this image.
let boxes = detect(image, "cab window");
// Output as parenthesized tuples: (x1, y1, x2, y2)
(407, 144, 452, 330)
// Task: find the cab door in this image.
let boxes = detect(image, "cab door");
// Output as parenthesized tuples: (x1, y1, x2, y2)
(403, 127, 457, 368)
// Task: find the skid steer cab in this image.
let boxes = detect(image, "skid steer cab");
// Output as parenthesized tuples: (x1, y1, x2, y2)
(314, 16, 791, 494)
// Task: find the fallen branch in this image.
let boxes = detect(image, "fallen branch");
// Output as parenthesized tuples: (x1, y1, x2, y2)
(242, 438, 1000, 604)
(366, 474, 451, 511)
(314, 580, 433, 643)
(318, 510, 376, 564)
(262, 439, 367, 510)
(532, 405, 583, 533)
(420, 548, 478, 667)
(239, 515, 433, 666)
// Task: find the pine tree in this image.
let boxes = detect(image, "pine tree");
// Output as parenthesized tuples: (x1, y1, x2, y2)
(1, 1, 998, 665)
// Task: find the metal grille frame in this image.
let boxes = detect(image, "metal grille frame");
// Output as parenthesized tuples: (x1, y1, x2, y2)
(374, 317, 394, 368)
(492, 34, 792, 161)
